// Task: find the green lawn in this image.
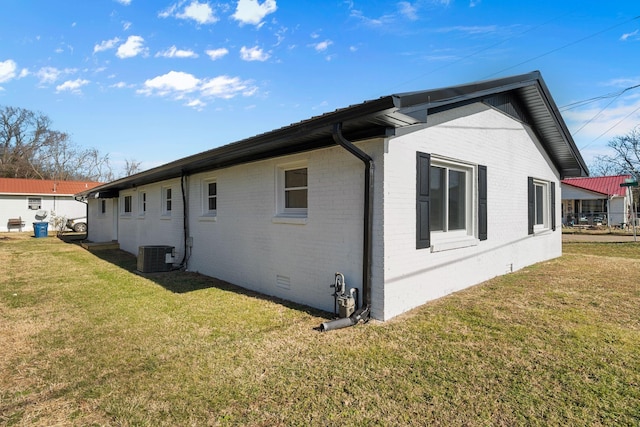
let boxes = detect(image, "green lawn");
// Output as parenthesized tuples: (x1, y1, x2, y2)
(1, 233, 639, 426)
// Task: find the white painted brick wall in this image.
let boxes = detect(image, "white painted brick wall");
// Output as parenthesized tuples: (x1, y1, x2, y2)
(186, 146, 374, 313)
(381, 103, 562, 320)
(85, 101, 564, 321)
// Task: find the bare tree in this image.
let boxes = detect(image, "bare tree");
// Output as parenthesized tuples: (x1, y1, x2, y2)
(123, 158, 142, 177)
(0, 105, 114, 182)
(0, 106, 52, 178)
(594, 126, 640, 179)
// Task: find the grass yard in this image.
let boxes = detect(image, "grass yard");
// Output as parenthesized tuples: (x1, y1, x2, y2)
(1, 233, 639, 426)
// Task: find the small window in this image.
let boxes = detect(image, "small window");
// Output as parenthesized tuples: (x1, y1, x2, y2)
(28, 197, 41, 210)
(138, 191, 147, 216)
(100, 199, 107, 215)
(274, 162, 308, 223)
(204, 180, 217, 215)
(528, 178, 554, 233)
(123, 195, 132, 214)
(162, 187, 172, 215)
(284, 168, 308, 210)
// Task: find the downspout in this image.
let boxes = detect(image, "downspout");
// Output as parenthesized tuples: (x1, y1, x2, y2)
(179, 171, 190, 269)
(320, 122, 373, 331)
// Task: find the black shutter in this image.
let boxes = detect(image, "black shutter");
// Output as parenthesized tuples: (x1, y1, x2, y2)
(528, 177, 534, 235)
(478, 165, 488, 241)
(551, 181, 556, 231)
(416, 152, 431, 249)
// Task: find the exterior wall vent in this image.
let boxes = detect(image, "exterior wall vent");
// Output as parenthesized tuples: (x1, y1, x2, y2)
(137, 245, 175, 273)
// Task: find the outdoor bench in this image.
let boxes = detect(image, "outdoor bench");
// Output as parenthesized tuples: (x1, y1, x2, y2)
(7, 217, 25, 232)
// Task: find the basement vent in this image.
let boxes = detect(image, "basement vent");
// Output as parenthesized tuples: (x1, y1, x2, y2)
(276, 275, 291, 290)
(137, 245, 175, 273)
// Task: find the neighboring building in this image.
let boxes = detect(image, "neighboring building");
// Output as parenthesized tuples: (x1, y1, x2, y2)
(561, 175, 633, 227)
(1, 178, 101, 232)
(77, 71, 588, 321)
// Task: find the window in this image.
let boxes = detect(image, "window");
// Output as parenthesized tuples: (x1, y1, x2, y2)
(204, 180, 217, 215)
(162, 187, 172, 215)
(430, 165, 468, 232)
(284, 168, 308, 210)
(28, 197, 41, 210)
(528, 178, 556, 234)
(416, 152, 486, 250)
(138, 191, 147, 216)
(123, 195, 132, 214)
(275, 162, 308, 221)
(100, 200, 107, 215)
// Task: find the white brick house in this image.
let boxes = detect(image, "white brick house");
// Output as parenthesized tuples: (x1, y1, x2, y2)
(78, 72, 587, 321)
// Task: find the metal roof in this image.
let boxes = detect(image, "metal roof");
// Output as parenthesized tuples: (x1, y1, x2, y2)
(562, 175, 632, 197)
(79, 70, 588, 198)
(0, 178, 102, 196)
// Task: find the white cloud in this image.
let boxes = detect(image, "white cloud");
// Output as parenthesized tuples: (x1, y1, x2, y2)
(115, 0, 131, 4)
(137, 70, 258, 107)
(232, 0, 277, 26)
(398, 2, 418, 20)
(0, 59, 17, 83)
(138, 71, 200, 97)
(205, 48, 229, 60)
(116, 35, 147, 58)
(186, 98, 206, 109)
(155, 46, 199, 58)
(160, 1, 218, 25)
(123, 21, 132, 31)
(94, 37, 121, 53)
(56, 78, 90, 94)
(312, 39, 332, 52)
(432, 25, 497, 35)
(110, 81, 132, 89)
(35, 66, 76, 84)
(239, 45, 270, 61)
(620, 29, 639, 41)
(200, 75, 251, 98)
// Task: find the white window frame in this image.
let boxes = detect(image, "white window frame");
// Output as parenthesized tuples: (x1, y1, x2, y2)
(162, 186, 172, 216)
(138, 191, 147, 217)
(533, 179, 550, 232)
(429, 157, 478, 251)
(273, 160, 308, 224)
(121, 194, 133, 216)
(200, 177, 218, 221)
(28, 197, 42, 210)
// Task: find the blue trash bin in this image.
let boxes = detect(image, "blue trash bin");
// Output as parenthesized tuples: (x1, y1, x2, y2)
(33, 222, 49, 238)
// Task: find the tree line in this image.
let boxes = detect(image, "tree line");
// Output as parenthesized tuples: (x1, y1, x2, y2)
(0, 105, 140, 182)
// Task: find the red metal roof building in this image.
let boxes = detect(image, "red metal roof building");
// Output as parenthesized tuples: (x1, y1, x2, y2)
(1, 178, 102, 232)
(0, 178, 102, 196)
(561, 175, 631, 197)
(561, 175, 633, 227)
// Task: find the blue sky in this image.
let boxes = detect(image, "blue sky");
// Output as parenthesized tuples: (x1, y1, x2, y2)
(1, 1, 639, 176)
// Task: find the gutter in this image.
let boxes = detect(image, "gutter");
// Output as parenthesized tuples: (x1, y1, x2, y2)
(320, 122, 373, 330)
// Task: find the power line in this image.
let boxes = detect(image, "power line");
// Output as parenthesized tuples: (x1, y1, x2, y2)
(483, 15, 640, 78)
(564, 84, 640, 137)
(383, 10, 575, 94)
(560, 85, 640, 112)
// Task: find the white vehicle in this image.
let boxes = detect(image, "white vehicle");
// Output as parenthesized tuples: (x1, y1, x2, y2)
(66, 217, 87, 232)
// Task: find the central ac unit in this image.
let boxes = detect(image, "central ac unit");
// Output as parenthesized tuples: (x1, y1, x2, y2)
(137, 245, 175, 273)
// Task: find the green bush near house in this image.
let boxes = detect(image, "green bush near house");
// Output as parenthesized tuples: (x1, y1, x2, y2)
(1, 232, 639, 426)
